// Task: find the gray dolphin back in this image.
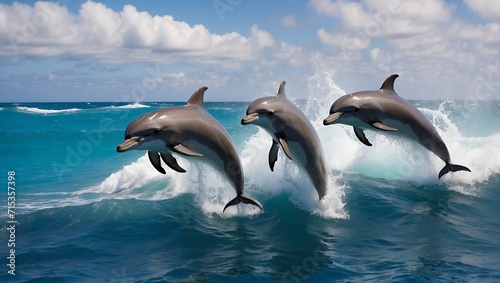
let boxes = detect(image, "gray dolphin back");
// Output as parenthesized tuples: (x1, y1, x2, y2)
(118, 86, 262, 212)
(244, 81, 328, 199)
(324, 74, 471, 179)
(182, 88, 263, 211)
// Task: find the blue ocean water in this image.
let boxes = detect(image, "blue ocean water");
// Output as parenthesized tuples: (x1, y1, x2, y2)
(0, 82, 499, 282)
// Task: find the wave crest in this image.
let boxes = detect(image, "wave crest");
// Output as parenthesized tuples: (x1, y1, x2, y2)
(106, 103, 150, 109)
(78, 154, 263, 218)
(16, 106, 81, 114)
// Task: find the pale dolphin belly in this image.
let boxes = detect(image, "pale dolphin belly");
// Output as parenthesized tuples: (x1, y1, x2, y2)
(181, 139, 244, 195)
(323, 74, 471, 178)
(285, 137, 327, 199)
(242, 82, 329, 199)
(375, 118, 420, 141)
(259, 123, 327, 199)
(353, 117, 451, 164)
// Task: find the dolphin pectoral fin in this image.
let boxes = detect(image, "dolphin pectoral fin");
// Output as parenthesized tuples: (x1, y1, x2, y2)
(353, 127, 372, 146)
(269, 140, 279, 171)
(223, 195, 263, 213)
(278, 138, 292, 160)
(160, 152, 186, 173)
(438, 163, 471, 179)
(371, 122, 397, 131)
(172, 144, 203, 157)
(148, 151, 166, 174)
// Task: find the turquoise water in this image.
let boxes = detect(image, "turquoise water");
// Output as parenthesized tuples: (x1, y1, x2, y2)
(0, 94, 499, 282)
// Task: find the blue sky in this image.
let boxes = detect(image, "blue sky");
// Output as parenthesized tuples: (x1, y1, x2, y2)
(0, 0, 499, 102)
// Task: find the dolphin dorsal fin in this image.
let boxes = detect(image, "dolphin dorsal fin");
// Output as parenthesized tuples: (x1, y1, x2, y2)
(379, 74, 399, 94)
(187, 86, 208, 108)
(277, 81, 286, 97)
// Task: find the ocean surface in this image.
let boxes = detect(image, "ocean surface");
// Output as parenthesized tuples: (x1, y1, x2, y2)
(1, 81, 499, 282)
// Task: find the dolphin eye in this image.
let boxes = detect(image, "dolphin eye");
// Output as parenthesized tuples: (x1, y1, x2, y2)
(153, 129, 160, 134)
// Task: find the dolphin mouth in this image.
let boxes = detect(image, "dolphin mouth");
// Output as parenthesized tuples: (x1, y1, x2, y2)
(116, 137, 140, 152)
(323, 112, 343, 125)
(241, 113, 260, 125)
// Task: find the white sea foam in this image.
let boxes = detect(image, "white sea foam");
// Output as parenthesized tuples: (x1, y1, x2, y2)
(106, 102, 150, 109)
(22, 64, 498, 214)
(75, 153, 262, 218)
(76, 133, 348, 219)
(302, 64, 500, 196)
(16, 106, 81, 114)
(333, 100, 500, 191)
(239, 66, 350, 219)
(240, 128, 349, 219)
(78, 64, 500, 215)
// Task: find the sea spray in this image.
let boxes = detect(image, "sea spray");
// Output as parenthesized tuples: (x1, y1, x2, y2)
(240, 65, 350, 219)
(5, 78, 499, 216)
(418, 101, 500, 187)
(105, 103, 151, 109)
(301, 66, 498, 191)
(16, 106, 82, 114)
(81, 152, 262, 217)
(1, 90, 500, 282)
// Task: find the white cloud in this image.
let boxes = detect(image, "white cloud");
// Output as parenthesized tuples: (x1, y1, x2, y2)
(336, 2, 372, 29)
(464, 0, 500, 21)
(2, 0, 499, 102)
(365, 0, 452, 24)
(369, 47, 380, 61)
(250, 24, 276, 48)
(309, 0, 500, 100)
(0, 1, 283, 66)
(309, 0, 371, 29)
(453, 22, 500, 43)
(121, 5, 158, 48)
(311, 0, 453, 40)
(310, 0, 497, 60)
(281, 15, 298, 28)
(307, 0, 341, 17)
(317, 27, 371, 49)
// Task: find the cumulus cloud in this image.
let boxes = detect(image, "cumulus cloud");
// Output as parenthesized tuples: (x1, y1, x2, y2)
(2, 0, 499, 102)
(309, 0, 500, 99)
(310, 0, 500, 56)
(464, 0, 500, 21)
(310, 0, 453, 41)
(0, 1, 281, 66)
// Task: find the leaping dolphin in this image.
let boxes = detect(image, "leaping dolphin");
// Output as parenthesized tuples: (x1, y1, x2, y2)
(323, 74, 471, 179)
(242, 81, 328, 199)
(117, 87, 262, 212)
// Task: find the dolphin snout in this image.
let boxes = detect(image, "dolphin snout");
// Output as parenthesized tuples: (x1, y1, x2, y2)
(241, 113, 260, 125)
(323, 112, 342, 125)
(116, 137, 140, 152)
(116, 145, 130, 152)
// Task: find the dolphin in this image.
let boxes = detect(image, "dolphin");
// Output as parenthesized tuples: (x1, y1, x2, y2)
(117, 87, 262, 212)
(241, 81, 328, 199)
(323, 74, 471, 179)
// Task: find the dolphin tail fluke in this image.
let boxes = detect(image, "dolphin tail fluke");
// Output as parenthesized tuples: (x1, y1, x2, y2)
(438, 163, 471, 179)
(223, 195, 263, 213)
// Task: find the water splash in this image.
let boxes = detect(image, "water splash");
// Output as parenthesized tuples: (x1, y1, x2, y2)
(16, 106, 82, 114)
(17, 64, 499, 214)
